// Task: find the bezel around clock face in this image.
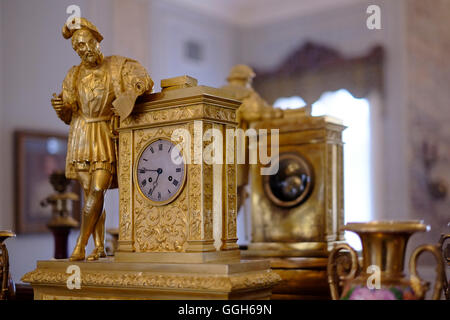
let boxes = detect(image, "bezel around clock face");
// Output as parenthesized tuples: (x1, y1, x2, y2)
(263, 152, 314, 208)
(134, 138, 187, 206)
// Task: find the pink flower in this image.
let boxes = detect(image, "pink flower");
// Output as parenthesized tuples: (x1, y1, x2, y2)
(349, 287, 396, 300)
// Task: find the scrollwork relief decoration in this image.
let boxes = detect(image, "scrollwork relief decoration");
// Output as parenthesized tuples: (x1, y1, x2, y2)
(202, 122, 214, 240)
(122, 105, 202, 128)
(22, 269, 281, 292)
(226, 164, 237, 239)
(188, 121, 202, 241)
(119, 132, 132, 241)
(121, 104, 237, 130)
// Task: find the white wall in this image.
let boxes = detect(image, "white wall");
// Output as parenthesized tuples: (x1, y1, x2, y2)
(239, 1, 384, 69)
(149, 0, 239, 91)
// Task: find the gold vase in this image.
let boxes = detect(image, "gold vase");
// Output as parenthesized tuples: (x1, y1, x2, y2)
(1, 230, 16, 300)
(327, 221, 445, 300)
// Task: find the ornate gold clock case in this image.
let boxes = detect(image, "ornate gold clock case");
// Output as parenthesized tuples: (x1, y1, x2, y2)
(243, 109, 346, 299)
(248, 109, 346, 256)
(115, 75, 242, 261)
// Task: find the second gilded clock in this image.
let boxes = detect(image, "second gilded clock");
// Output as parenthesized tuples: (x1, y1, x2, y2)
(135, 138, 186, 205)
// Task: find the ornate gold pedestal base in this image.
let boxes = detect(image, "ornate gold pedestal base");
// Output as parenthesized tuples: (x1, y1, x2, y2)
(22, 258, 280, 300)
(241, 251, 331, 300)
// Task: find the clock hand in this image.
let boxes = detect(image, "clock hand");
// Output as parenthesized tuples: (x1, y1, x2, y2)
(152, 168, 163, 189)
(153, 173, 160, 187)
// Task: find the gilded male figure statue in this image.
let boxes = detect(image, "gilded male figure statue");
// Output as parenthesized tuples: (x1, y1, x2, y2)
(51, 18, 153, 261)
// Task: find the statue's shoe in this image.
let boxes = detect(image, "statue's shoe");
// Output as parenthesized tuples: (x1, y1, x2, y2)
(87, 247, 106, 261)
(69, 247, 85, 261)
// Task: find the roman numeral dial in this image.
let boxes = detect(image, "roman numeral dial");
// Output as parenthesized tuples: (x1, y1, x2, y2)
(136, 139, 185, 204)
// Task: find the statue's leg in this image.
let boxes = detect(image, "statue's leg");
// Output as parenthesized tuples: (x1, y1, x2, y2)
(76, 170, 91, 204)
(87, 170, 111, 260)
(69, 172, 90, 261)
(70, 170, 111, 261)
(80, 170, 106, 260)
(87, 210, 107, 261)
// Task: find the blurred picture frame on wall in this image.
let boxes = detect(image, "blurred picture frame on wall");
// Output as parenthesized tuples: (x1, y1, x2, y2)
(13, 131, 81, 234)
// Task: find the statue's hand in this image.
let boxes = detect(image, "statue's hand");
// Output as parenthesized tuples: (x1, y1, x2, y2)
(51, 93, 65, 114)
(51, 93, 72, 124)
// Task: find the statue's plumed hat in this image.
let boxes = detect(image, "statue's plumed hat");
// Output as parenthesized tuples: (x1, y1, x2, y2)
(62, 17, 103, 42)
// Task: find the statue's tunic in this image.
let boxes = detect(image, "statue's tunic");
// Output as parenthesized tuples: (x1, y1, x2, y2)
(60, 55, 153, 187)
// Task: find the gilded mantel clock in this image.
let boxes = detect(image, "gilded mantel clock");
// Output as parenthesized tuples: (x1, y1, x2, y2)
(247, 109, 346, 257)
(22, 75, 282, 300)
(115, 75, 242, 263)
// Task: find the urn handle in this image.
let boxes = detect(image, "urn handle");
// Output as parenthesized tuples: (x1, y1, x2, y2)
(409, 244, 446, 300)
(327, 244, 359, 300)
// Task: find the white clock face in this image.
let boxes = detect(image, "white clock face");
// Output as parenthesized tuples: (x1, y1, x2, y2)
(136, 139, 185, 204)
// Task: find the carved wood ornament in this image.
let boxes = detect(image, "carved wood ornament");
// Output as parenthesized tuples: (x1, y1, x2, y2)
(253, 42, 384, 105)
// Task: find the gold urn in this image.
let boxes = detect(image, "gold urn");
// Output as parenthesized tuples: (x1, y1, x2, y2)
(328, 221, 446, 300)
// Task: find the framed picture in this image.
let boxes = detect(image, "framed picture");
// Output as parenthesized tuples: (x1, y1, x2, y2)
(14, 130, 81, 234)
